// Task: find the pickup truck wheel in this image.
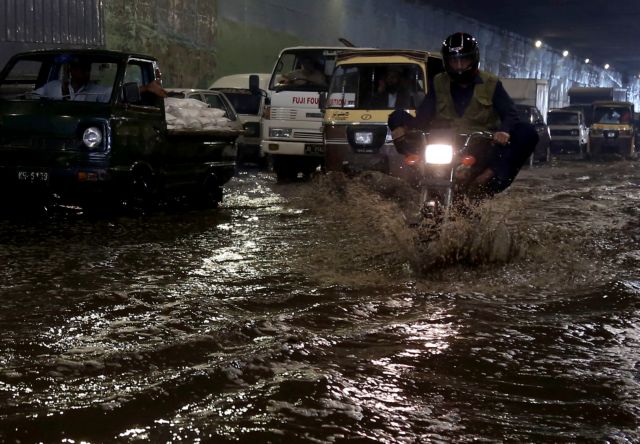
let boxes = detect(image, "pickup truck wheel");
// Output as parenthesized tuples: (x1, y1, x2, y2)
(196, 173, 222, 208)
(125, 171, 156, 215)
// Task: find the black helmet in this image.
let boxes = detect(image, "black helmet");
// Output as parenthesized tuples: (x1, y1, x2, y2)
(441, 32, 480, 83)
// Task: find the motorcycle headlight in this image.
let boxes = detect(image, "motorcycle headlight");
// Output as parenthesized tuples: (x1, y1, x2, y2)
(425, 144, 453, 164)
(82, 127, 103, 149)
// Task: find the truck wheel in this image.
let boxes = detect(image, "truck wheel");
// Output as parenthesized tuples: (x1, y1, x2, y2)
(196, 173, 223, 208)
(578, 143, 587, 160)
(125, 170, 156, 215)
(584, 140, 592, 160)
(272, 156, 298, 182)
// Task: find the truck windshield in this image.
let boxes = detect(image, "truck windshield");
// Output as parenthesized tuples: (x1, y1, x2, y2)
(327, 63, 425, 110)
(0, 54, 118, 103)
(270, 50, 334, 92)
(594, 106, 632, 124)
(548, 112, 579, 125)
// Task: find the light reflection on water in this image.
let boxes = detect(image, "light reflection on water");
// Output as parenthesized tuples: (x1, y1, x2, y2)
(0, 163, 640, 442)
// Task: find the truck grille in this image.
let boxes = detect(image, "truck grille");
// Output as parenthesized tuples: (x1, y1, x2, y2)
(271, 108, 297, 120)
(292, 130, 322, 141)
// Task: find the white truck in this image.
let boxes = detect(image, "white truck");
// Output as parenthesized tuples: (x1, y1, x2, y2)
(210, 73, 271, 166)
(261, 46, 345, 181)
(501, 78, 551, 162)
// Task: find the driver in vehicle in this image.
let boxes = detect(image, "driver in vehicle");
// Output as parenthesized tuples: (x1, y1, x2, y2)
(389, 32, 538, 197)
(280, 57, 327, 87)
(34, 58, 111, 102)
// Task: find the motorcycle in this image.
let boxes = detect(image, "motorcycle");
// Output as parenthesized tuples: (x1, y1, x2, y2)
(393, 128, 499, 223)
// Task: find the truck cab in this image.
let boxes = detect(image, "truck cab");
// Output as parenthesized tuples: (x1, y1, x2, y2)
(323, 49, 442, 178)
(0, 49, 240, 212)
(588, 101, 635, 159)
(261, 47, 344, 181)
(547, 108, 588, 157)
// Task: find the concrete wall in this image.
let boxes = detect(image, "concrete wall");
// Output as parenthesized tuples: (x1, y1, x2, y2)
(216, 0, 640, 109)
(2, 0, 637, 107)
(104, 0, 217, 88)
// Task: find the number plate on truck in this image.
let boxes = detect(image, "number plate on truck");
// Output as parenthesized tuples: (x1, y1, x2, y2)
(304, 144, 324, 155)
(17, 171, 49, 183)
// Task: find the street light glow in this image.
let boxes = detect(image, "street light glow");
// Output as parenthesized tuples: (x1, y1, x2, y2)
(584, 58, 590, 64)
(604, 64, 610, 70)
(562, 50, 569, 57)
(534, 40, 543, 48)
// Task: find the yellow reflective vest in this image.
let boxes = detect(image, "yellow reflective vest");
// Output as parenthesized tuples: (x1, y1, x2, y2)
(433, 70, 501, 132)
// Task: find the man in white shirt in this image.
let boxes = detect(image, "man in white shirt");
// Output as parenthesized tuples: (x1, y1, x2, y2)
(34, 59, 111, 103)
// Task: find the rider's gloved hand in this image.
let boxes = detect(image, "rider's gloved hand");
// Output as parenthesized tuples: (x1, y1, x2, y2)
(493, 131, 510, 145)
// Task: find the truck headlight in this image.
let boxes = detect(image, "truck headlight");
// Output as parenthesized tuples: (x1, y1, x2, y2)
(269, 128, 292, 138)
(82, 127, 103, 149)
(425, 144, 453, 164)
(355, 131, 373, 145)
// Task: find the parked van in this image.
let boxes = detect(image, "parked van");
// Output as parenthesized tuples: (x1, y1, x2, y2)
(547, 108, 588, 157)
(589, 101, 635, 159)
(323, 49, 443, 177)
(210, 73, 271, 165)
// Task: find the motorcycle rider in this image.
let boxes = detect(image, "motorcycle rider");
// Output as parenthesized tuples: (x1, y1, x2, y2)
(388, 32, 538, 196)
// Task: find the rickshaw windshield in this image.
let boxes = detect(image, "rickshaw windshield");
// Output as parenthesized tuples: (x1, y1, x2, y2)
(327, 63, 425, 110)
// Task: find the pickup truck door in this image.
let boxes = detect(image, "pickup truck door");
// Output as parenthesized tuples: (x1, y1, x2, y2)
(111, 59, 165, 178)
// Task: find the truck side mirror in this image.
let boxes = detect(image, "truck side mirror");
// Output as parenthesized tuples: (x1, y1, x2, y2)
(318, 92, 327, 111)
(123, 81, 141, 103)
(249, 74, 260, 96)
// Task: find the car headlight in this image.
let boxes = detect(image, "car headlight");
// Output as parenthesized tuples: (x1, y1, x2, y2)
(571, 129, 579, 136)
(355, 131, 373, 145)
(82, 127, 103, 149)
(425, 144, 453, 164)
(243, 122, 260, 137)
(269, 128, 292, 138)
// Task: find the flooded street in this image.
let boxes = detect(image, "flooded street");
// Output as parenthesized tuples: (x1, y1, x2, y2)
(1, 160, 640, 443)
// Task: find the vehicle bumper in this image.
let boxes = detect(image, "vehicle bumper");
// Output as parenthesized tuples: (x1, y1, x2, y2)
(0, 165, 112, 205)
(589, 136, 634, 157)
(550, 138, 581, 153)
(261, 140, 324, 157)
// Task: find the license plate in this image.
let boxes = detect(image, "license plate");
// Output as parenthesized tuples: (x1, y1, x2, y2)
(17, 170, 49, 183)
(304, 143, 324, 155)
(605, 131, 617, 138)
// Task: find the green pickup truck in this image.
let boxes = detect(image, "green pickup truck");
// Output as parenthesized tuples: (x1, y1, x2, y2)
(0, 49, 241, 212)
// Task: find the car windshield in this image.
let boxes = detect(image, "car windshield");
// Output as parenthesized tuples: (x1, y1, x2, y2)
(270, 49, 335, 92)
(217, 90, 261, 115)
(593, 106, 632, 124)
(0, 54, 118, 103)
(548, 112, 579, 125)
(327, 63, 425, 110)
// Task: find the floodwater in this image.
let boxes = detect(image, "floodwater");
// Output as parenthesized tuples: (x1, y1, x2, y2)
(1, 160, 640, 443)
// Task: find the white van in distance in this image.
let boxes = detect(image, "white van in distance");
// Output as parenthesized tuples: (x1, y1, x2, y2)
(210, 73, 271, 166)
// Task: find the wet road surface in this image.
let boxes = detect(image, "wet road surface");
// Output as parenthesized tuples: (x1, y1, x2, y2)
(1, 160, 640, 442)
